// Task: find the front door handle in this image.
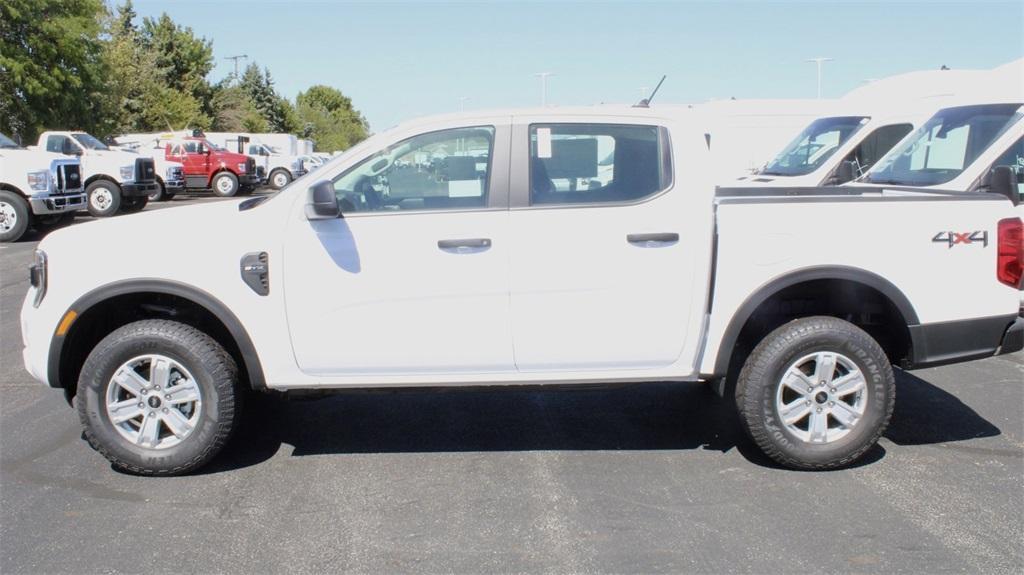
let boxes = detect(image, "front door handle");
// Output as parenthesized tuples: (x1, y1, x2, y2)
(627, 232, 679, 245)
(438, 238, 492, 250)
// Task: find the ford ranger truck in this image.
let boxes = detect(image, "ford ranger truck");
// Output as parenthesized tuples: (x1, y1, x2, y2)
(159, 136, 259, 197)
(32, 131, 158, 217)
(21, 107, 1024, 475)
(0, 133, 85, 242)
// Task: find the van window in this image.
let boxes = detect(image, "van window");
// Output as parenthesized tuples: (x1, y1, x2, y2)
(761, 116, 868, 176)
(988, 137, 1024, 200)
(841, 123, 913, 176)
(528, 124, 669, 205)
(865, 104, 1024, 186)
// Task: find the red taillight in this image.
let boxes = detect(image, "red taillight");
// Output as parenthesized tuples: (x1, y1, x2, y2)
(997, 217, 1024, 288)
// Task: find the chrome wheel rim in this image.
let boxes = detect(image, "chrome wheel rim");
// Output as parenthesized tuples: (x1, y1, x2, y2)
(273, 172, 288, 188)
(215, 176, 233, 194)
(91, 187, 113, 211)
(105, 354, 202, 449)
(0, 201, 16, 232)
(774, 351, 867, 444)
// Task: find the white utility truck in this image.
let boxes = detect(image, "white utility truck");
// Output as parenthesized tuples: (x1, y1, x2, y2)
(31, 131, 158, 217)
(0, 133, 86, 242)
(21, 106, 1023, 476)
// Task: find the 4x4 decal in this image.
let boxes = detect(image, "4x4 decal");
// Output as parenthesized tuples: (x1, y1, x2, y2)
(932, 230, 988, 248)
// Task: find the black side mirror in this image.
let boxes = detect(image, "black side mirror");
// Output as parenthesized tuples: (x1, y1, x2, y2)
(62, 141, 80, 156)
(835, 160, 857, 185)
(305, 180, 340, 219)
(984, 165, 1019, 206)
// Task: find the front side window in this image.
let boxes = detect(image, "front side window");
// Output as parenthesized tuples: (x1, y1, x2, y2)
(762, 116, 869, 176)
(332, 126, 494, 213)
(529, 124, 668, 205)
(46, 135, 72, 154)
(0, 133, 20, 149)
(864, 104, 1024, 186)
(988, 137, 1024, 199)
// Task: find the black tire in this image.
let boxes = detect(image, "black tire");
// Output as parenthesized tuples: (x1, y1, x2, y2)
(86, 180, 121, 217)
(148, 180, 166, 202)
(211, 172, 239, 197)
(735, 316, 895, 470)
(120, 196, 148, 214)
(269, 169, 291, 190)
(165, 191, 176, 201)
(77, 319, 243, 476)
(0, 190, 31, 242)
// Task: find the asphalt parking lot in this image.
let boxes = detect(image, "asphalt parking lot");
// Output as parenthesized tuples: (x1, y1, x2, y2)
(1, 195, 1022, 573)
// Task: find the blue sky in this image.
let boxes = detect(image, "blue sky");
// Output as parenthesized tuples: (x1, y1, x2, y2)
(130, 1, 1024, 131)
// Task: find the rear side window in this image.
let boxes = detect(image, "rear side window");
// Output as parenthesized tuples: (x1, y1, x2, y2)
(529, 124, 670, 205)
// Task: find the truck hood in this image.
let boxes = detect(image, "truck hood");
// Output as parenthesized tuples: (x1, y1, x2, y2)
(0, 148, 73, 167)
(82, 149, 141, 163)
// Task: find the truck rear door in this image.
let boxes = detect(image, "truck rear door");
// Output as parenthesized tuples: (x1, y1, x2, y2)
(506, 118, 707, 372)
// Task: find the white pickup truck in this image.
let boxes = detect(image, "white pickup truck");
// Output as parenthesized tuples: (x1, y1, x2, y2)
(20, 107, 1024, 475)
(31, 131, 159, 217)
(0, 133, 86, 242)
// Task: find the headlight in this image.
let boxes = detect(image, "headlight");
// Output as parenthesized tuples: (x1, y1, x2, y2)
(29, 249, 47, 308)
(119, 165, 134, 181)
(27, 170, 49, 191)
(237, 163, 247, 173)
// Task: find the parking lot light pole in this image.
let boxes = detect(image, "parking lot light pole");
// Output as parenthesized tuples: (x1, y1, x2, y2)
(806, 57, 833, 98)
(534, 72, 554, 107)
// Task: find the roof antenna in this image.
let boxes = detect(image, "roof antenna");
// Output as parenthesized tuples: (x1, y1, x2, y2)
(634, 75, 666, 108)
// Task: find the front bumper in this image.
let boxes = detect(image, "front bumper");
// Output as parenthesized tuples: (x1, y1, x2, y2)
(164, 177, 185, 192)
(121, 181, 158, 197)
(239, 174, 261, 186)
(29, 192, 86, 215)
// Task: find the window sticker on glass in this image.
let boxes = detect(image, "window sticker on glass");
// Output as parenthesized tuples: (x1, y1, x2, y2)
(537, 127, 552, 159)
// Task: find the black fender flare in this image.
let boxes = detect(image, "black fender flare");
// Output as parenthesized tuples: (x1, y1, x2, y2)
(709, 265, 920, 377)
(48, 279, 267, 391)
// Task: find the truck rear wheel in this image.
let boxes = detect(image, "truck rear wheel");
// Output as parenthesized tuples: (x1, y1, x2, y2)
(269, 169, 291, 190)
(212, 172, 239, 197)
(77, 319, 243, 476)
(0, 190, 30, 242)
(86, 180, 121, 217)
(735, 316, 894, 470)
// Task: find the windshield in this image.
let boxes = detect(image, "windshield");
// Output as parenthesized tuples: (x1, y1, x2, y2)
(0, 133, 20, 149)
(72, 133, 109, 151)
(863, 103, 1024, 186)
(761, 116, 869, 176)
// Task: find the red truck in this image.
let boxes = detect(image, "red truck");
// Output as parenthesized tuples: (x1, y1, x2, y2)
(156, 133, 259, 197)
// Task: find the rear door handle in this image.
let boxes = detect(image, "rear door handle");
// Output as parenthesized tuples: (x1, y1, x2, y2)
(627, 233, 679, 244)
(438, 238, 492, 250)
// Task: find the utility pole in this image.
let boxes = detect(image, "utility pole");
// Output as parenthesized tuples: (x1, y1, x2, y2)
(534, 72, 554, 107)
(458, 96, 470, 112)
(225, 54, 249, 81)
(806, 57, 833, 98)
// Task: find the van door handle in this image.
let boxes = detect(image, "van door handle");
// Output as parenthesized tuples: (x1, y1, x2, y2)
(627, 233, 679, 244)
(438, 238, 492, 250)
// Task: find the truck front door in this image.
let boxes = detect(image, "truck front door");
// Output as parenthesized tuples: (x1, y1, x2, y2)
(169, 141, 209, 187)
(283, 120, 515, 376)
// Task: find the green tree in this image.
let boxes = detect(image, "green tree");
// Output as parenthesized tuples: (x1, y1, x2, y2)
(140, 13, 214, 128)
(239, 63, 296, 133)
(0, 0, 108, 141)
(295, 85, 369, 152)
(211, 83, 268, 132)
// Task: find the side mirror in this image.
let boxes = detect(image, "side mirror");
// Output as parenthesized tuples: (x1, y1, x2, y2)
(305, 180, 340, 219)
(984, 165, 1019, 206)
(62, 141, 81, 156)
(835, 160, 857, 185)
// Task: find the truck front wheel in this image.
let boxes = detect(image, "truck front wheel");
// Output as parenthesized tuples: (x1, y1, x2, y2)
(212, 172, 239, 197)
(77, 319, 243, 476)
(86, 180, 122, 217)
(735, 316, 895, 470)
(269, 169, 291, 190)
(120, 196, 148, 214)
(0, 190, 30, 242)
